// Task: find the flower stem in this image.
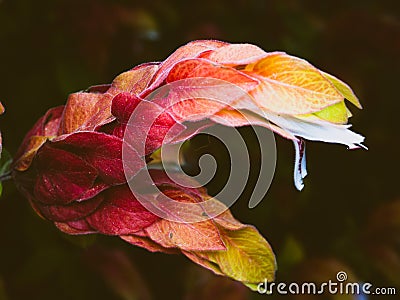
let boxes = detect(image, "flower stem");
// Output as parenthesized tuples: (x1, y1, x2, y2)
(0, 171, 12, 182)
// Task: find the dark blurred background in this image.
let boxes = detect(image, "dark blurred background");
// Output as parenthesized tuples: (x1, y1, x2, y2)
(0, 0, 399, 299)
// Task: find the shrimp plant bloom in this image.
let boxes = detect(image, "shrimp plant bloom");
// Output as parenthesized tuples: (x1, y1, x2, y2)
(11, 40, 365, 290)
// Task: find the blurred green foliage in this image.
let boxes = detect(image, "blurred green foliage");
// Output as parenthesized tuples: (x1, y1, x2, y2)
(0, 150, 12, 197)
(0, 0, 399, 299)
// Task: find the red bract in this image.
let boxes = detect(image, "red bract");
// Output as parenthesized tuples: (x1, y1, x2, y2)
(12, 68, 154, 234)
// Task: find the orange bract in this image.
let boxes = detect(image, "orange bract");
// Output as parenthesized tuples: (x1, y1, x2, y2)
(245, 52, 344, 114)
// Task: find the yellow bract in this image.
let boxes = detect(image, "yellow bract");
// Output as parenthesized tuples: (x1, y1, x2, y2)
(245, 53, 345, 115)
(243, 52, 362, 125)
(307, 101, 349, 124)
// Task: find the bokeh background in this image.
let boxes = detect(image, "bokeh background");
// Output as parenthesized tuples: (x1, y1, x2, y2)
(0, 0, 399, 299)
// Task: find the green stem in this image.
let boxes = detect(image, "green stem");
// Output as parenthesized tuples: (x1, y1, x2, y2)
(0, 171, 12, 182)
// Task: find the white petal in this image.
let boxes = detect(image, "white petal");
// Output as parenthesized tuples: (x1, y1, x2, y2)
(237, 110, 365, 190)
(260, 112, 365, 149)
(293, 139, 307, 191)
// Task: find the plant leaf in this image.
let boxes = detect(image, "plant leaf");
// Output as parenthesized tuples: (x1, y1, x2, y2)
(13, 136, 49, 171)
(0, 149, 12, 175)
(321, 71, 362, 108)
(185, 226, 276, 290)
(311, 101, 349, 124)
(245, 52, 344, 114)
(85, 185, 159, 235)
(142, 189, 227, 251)
(200, 43, 267, 65)
(149, 40, 228, 89)
(60, 92, 114, 134)
(111, 63, 159, 95)
(145, 217, 226, 251)
(13, 106, 64, 171)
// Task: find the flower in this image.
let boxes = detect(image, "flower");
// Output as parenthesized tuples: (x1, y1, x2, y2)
(12, 40, 364, 289)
